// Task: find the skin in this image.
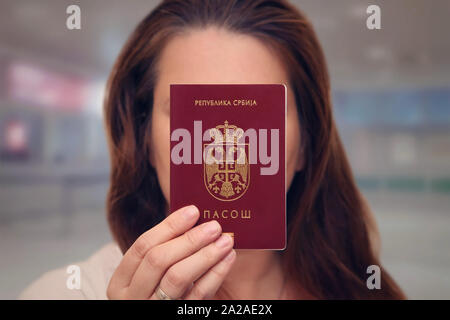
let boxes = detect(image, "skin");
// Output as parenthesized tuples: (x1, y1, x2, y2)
(107, 27, 304, 300)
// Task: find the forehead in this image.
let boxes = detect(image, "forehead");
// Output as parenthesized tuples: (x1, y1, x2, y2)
(154, 27, 289, 89)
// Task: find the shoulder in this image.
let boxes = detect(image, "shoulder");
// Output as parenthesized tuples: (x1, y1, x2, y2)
(18, 242, 123, 300)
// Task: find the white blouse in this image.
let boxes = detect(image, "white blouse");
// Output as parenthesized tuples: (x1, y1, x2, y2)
(19, 242, 123, 300)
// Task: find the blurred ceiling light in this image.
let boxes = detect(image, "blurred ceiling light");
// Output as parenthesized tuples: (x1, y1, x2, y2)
(86, 80, 106, 118)
(4, 120, 28, 153)
(366, 45, 393, 63)
(7, 61, 90, 112)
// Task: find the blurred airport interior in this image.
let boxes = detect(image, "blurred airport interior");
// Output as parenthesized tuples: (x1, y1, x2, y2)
(0, 0, 449, 299)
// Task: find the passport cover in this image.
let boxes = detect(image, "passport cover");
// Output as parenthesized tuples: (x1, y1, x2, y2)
(170, 84, 286, 249)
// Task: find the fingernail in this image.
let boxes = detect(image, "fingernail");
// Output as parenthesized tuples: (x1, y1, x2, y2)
(203, 220, 221, 235)
(183, 205, 198, 219)
(215, 234, 232, 248)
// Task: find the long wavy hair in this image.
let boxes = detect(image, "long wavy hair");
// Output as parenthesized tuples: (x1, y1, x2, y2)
(104, 0, 405, 299)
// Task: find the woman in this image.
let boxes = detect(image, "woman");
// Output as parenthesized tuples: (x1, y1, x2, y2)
(20, 0, 405, 299)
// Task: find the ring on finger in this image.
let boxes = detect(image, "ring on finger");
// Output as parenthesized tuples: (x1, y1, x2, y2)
(155, 286, 175, 300)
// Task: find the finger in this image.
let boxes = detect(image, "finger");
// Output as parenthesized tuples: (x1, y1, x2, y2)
(184, 249, 236, 300)
(127, 220, 222, 298)
(151, 233, 234, 300)
(109, 205, 199, 292)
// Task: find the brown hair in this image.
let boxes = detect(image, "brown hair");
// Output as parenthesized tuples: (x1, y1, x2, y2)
(104, 0, 405, 299)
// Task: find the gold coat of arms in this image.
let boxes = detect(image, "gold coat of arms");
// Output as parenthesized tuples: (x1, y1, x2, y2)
(203, 121, 250, 201)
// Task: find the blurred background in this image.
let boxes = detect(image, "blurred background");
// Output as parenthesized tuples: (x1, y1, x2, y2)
(0, 0, 449, 299)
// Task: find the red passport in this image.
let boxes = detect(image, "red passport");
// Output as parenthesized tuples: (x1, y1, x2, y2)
(170, 84, 286, 249)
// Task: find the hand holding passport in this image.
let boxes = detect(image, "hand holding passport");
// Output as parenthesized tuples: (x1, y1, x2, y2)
(170, 84, 286, 249)
(107, 84, 287, 300)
